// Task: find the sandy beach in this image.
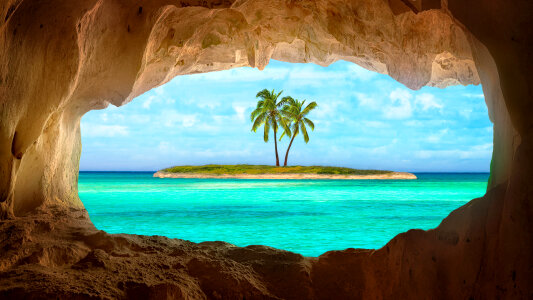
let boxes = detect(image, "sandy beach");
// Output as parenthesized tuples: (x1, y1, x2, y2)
(153, 171, 417, 180)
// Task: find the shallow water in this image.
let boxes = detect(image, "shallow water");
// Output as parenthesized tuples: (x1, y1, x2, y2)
(79, 172, 488, 257)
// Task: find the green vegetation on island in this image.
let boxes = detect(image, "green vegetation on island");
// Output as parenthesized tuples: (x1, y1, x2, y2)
(161, 164, 393, 176)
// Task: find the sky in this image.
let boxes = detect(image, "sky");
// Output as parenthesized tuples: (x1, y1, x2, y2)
(80, 60, 492, 172)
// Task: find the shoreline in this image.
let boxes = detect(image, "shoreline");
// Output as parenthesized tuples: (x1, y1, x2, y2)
(153, 171, 417, 180)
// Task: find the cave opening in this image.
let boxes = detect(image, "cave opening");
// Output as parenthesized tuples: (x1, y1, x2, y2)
(78, 60, 492, 256)
(3, 0, 532, 296)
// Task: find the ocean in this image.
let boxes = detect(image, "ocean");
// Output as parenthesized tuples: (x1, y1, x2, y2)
(79, 172, 488, 257)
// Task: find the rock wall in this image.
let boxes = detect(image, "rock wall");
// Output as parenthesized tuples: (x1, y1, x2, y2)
(0, 0, 531, 298)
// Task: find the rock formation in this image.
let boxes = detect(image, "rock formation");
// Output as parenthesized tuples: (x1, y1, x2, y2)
(0, 0, 531, 298)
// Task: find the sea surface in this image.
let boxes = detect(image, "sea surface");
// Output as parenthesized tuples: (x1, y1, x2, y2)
(79, 172, 489, 257)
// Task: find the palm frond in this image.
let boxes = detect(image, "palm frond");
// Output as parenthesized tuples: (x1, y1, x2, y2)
(271, 117, 279, 132)
(256, 89, 270, 99)
(250, 107, 263, 121)
(255, 100, 265, 109)
(300, 122, 309, 143)
(279, 96, 294, 107)
(251, 112, 266, 132)
(302, 101, 318, 116)
(279, 108, 290, 118)
(280, 106, 296, 119)
(263, 120, 270, 142)
(292, 122, 299, 137)
(303, 117, 315, 130)
(278, 116, 292, 138)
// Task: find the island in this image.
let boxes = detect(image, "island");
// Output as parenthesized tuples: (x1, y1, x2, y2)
(153, 165, 417, 180)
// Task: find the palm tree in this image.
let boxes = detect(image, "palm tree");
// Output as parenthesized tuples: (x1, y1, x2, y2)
(279, 97, 317, 166)
(250, 89, 292, 166)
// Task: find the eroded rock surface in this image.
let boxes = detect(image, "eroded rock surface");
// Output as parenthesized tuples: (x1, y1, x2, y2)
(0, 0, 532, 298)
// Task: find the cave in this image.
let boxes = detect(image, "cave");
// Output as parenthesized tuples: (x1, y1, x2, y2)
(0, 0, 531, 298)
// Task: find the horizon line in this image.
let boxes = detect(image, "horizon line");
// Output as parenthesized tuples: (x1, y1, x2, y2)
(78, 170, 491, 173)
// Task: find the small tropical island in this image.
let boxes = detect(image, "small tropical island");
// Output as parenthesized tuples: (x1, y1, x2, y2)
(153, 165, 416, 179)
(155, 89, 416, 180)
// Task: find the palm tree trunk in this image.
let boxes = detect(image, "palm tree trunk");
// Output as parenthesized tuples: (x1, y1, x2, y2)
(283, 134, 296, 166)
(273, 128, 280, 166)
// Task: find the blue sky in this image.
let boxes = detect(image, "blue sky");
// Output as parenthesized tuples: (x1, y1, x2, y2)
(80, 60, 492, 172)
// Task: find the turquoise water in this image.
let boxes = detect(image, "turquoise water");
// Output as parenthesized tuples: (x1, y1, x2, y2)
(79, 172, 488, 257)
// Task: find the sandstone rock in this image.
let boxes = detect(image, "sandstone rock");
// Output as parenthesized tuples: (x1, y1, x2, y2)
(0, 0, 532, 298)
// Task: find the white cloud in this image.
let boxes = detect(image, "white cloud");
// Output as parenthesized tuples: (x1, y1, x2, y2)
(197, 101, 220, 110)
(142, 96, 155, 109)
(193, 148, 252, 158)
(368, 138, 397, 155)
(108, 113, 125, 121)
(285, 63, 378, 87)
(362, 121, 389, 128)
(157, 141, 174, 153)
(415, 143, 492, 159)
(383, 88, 412, 119)
(191, 66, 290, 82)
(288, 63, 378, 83)
(313, 119, 332, 132)
(182, 60, 379, 86)
(127, 114, 151, 124)
(159, 110, 197, 128)
(232, 103, 248, 122)
(346, 64, 378, 81)
(415, 93, 443, 111)
(355, 93, 378, 108)
(460, 108, 473, 119)
(81, 123, 129, 137)
(154, 86, 166, 96)
(370, 145, 389, 155)
(142, 88, 175, 109)
(194, 122, 224, 132)
(462, 93, 485, 99)
(313, 100, 345, 119)
(288, 67, 341, 82)
(426, 128, 449, 143)
(470, 143, 493, 152)
(404, 120, 424, 127)
(178, 115, 196, 128)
